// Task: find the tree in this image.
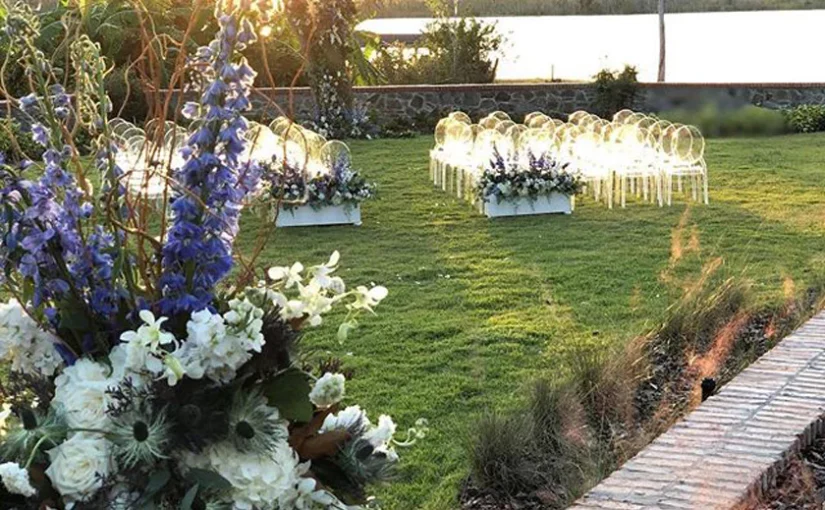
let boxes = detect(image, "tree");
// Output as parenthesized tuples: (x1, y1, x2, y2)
(658, 0, 666, 82)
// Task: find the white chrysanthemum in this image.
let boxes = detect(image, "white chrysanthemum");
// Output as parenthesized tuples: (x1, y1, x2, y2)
(309, 373, 346, 409)
(0, 462, 36, 497)
(0, 299, 63, 377)
(180, 441, 306, 510)
(45, 434, 114, 504)
(52, 359, 118, 430)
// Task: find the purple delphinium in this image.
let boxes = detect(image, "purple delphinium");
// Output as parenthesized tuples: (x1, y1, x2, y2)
(157, 5, 266, 317)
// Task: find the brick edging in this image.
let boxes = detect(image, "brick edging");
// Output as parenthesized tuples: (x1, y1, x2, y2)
(571, 312, 825, 510)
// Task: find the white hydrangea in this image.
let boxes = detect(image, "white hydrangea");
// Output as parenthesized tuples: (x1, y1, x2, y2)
(0, 462, 36, 497)
(52, 359, 118, 430)
(45, 434, 114, 504)
(180, 441, 307, 510)
(0, 299, 63, 377)
(309, 373, 346, 409)
(171, 301, 266, 385)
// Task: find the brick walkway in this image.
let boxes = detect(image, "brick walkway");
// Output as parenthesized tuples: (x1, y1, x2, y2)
(571, 311, 825, 510)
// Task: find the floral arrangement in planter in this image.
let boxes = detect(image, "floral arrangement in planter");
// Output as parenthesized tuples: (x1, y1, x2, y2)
(0, 2, 421, 508)
(475, 149, 582, 204)
(263, 152, 376, 212)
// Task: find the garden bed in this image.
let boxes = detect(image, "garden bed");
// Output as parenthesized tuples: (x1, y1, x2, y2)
(482, 194, 572, 218)
(275, 204, 362, 227)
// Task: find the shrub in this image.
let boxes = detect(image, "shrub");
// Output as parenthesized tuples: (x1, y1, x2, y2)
(374, 17, 502, 85)
(593, 65, 639, 118)
(658, 104, 791, 137)
(785, 104, 825, 133)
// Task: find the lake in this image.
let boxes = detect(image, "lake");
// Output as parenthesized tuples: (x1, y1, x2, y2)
(358, 10, 822, 83)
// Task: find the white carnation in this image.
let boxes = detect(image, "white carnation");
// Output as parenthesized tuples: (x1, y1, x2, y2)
(320, 405, 370, 433)
(309, 373, 346, 408)
(0, 462, 36, 497)
(52, 359, 117, 430)
(45, 434, 114, 504)
(0, 299, 63, 377)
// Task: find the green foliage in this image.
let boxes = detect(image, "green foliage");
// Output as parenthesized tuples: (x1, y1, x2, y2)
(593, 65, 639, 117)
(374, 17, 502, 84)
(375, 0, 825, 17)
(659, 104, 791, 137)
(785, 104, 825, 133)
(0, 120, 44, 161)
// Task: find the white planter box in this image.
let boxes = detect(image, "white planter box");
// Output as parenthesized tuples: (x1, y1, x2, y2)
(276, 204, 362, 227)
(483, 193, 572, 218)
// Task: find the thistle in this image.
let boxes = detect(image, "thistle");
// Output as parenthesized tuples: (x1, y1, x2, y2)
(109, 403, 171, 469)
(228, 390, 288, 453)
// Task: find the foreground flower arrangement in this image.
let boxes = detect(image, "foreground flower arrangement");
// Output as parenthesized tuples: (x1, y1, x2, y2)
(0, 2, 421, 508)
(476, 149, 582, 204)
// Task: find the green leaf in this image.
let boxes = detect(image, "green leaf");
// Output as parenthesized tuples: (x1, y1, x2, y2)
(184, 468, 232, 491)
(180, 484, 199, 510)
(133, 469, 171, 508)
(57, 297, 91, 333)
(262, 367, 314, 423)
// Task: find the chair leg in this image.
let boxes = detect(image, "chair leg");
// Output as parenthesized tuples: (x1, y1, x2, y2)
(703, 173, 709, 205)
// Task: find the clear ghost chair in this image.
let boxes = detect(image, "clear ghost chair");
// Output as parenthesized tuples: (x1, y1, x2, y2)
(431, 117, 452, 186)
(526, 114, 551, 129)
(442, 122, 474, 197)
(568, 110, 590, 124)
(245, 122, 282, 164)
(523, 112, 545, 125)
(479, 116, 501, 131)
(495, 120, 516, 135)
(448, 111, 472, 125)
(664, 125, 708, 205)
(612, 109, 635, 124)
(320, 140, 351, 178)
(490, 111, 511, 122)
(613, 125, 662, 207)
(269, 116, 293, 137)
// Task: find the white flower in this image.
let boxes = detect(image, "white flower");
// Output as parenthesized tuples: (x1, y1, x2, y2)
(309, 373, 346, 408)
(268, 262, 304, 288)
(0, 462, 36, 497)
(180, 441, 306, 510)
(0, 403, 12, 437)
(288, 477, 345, 509)
(321, 405, 370, 434)
(348, 286, 388, 313)
(117, 310, 177, 377)
(171, 303, 266, 385)
(366, 415, 397, 448)
(0, 299, 63, 377)
(308, 251, 343, 292)
(52, 359, 117, 430)
(45, 434, 114, 503)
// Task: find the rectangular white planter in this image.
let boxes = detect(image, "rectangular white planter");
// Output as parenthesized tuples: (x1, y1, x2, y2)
(483, 193, 572, 218)
(276, 204, 362, 227)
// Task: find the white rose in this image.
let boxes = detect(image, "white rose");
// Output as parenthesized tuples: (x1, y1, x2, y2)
(0, 462, 36, 497)
(53, 359, 116, 430)
(309, 373, 346, 409)
(45, 434, 114, 503)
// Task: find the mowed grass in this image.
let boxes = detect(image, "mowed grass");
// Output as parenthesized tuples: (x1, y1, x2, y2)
(234, 133, 825, 509)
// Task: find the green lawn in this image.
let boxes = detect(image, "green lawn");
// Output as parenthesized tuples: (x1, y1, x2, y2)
(234, 133, 825, 509)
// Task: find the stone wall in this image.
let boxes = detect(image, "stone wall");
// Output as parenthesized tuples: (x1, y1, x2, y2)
(244, 83, 825, 123)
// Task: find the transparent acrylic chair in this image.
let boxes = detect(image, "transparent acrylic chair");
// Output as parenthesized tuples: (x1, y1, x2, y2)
(664, 125, 708, 205)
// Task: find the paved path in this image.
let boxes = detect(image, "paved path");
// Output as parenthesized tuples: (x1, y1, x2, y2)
(571, 311, 825, 510)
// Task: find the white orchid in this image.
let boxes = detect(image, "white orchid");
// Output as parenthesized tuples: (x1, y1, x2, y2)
(349, 285, 389, 313)
(268, 261, 304, 288)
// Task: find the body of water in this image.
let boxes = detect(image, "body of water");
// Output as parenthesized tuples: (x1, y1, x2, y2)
(358, 10, 821, 83)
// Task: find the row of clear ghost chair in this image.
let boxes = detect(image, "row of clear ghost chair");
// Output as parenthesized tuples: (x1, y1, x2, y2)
(109, 116, 354, 200)
(429, 108, 709, 209)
